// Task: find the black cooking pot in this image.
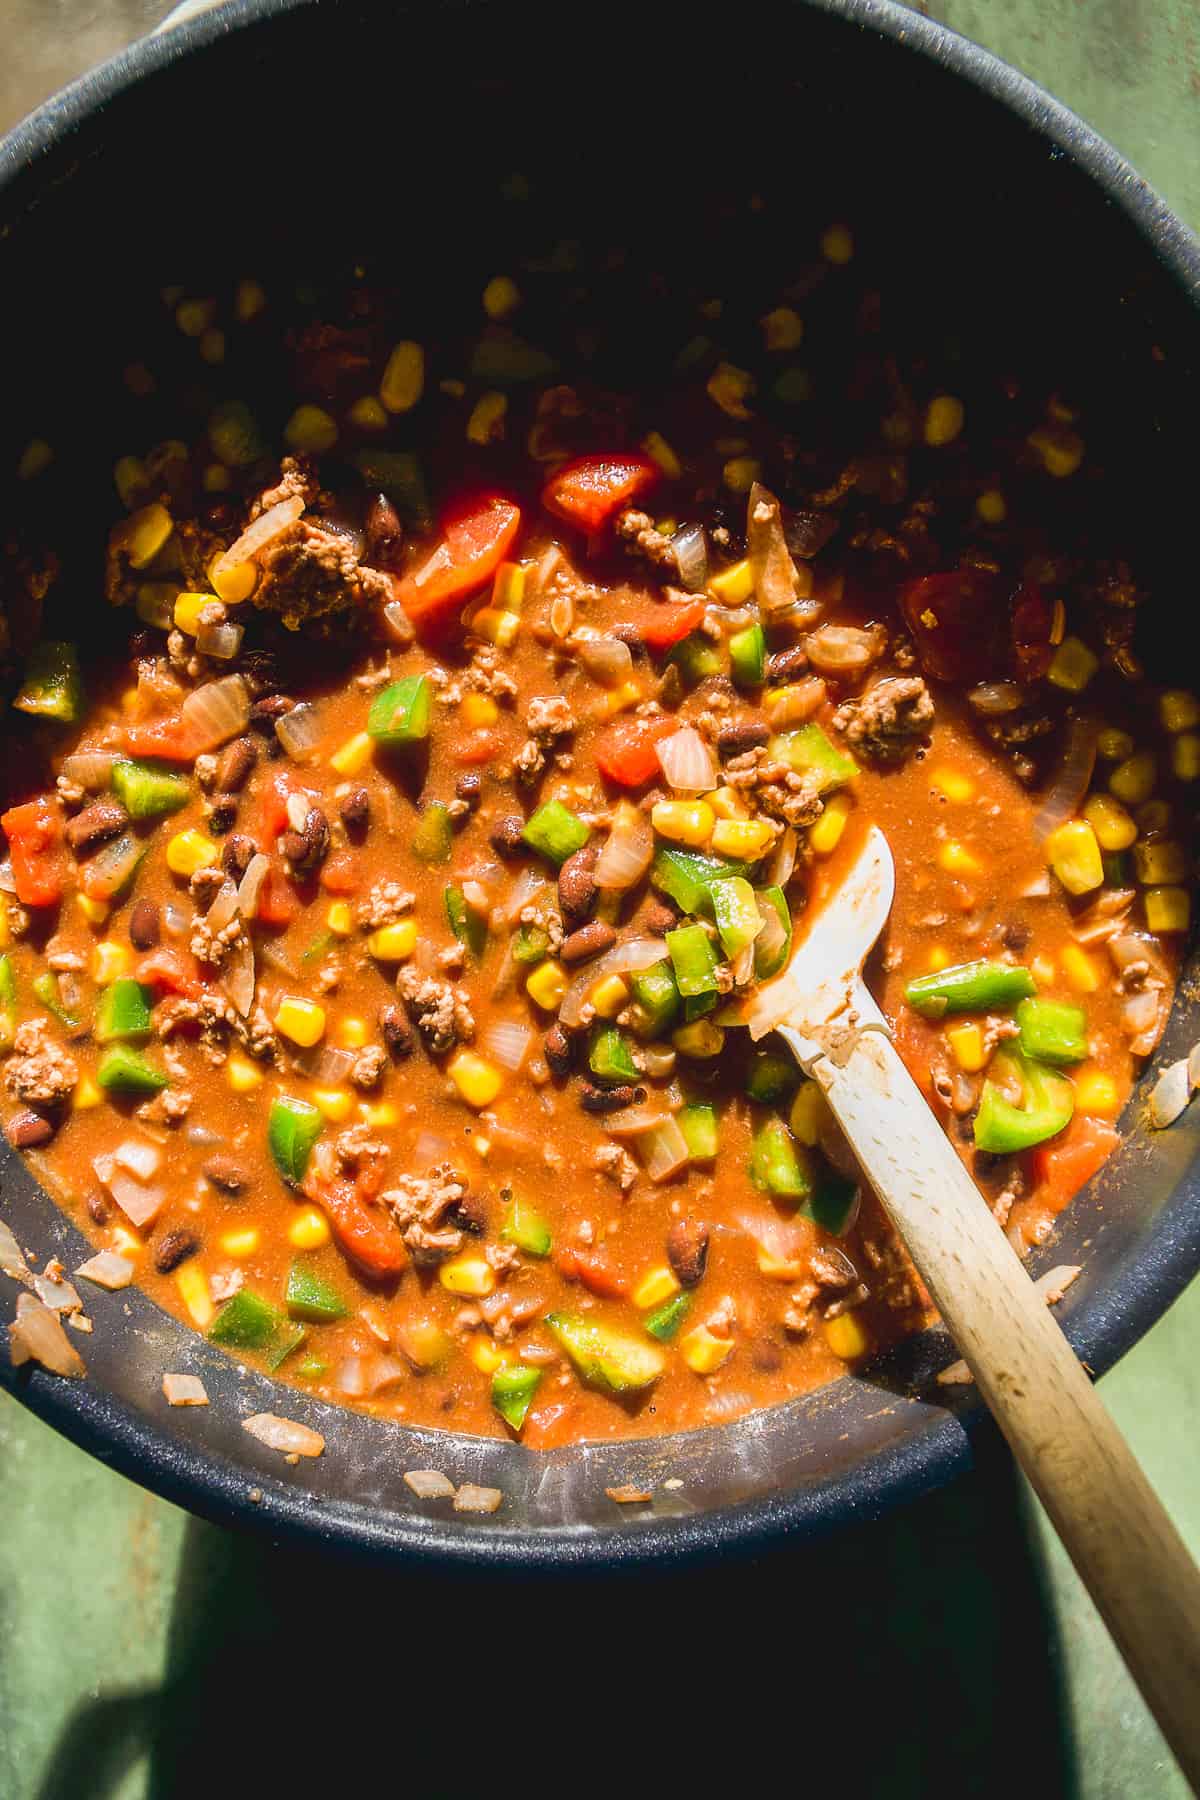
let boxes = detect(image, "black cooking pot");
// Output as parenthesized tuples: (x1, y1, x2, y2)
(1, 0, 1197, 1568)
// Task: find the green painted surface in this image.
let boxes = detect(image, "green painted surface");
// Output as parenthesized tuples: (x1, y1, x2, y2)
(1, 4, 1198, 1796)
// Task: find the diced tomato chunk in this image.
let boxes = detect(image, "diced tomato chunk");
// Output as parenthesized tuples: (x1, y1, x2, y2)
(521, 1398, 577, 1450)
(593, 715, 677, 788)
(637, 597, 705, 652)
(256, 770, 302, 844)
(1032, 1114, 1121, 1214)
(121, 716, 200, 762)
(309, 1176, 408, 1278)
(555, 1245, 628, 1298)
(394, 495, 521, 627)
(319, 852, 360, 894)
(256, 864, 301, 927)
(1, 796, 68, 907)
(455, 729, 500, 766)
(542, 454, 659, 533)
(134, 948, 201, 997)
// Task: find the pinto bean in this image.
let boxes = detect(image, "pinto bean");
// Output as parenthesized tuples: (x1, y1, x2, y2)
(765, 646, 809, 682)
(558, 842, 599, 929)
(489, 816, 527, 858)
(364, 494, 405, 571)
(717, 717, 769, 754)
(128, 898, 161, 950)
(667, 1218, 710, 1286)
(380, 1001, 415, 1059)
(153, 1230, 201, 1273)
(5, 1109, 55, 1149)
(560, 921, 617, 964)
(64, 799, 129, 852)
(543, 1023, 574, 1077)
(455, 773, 482, 808)
(215, 735, 258, 793)
(222, 834, 256, 880)
(339, 788, 370, 835)
(579, 1082, 646, 1114)
(203, 1155, 247, 1194)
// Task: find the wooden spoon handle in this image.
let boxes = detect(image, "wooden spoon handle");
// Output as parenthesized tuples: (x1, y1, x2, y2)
(813, 1025, 1200, 1790)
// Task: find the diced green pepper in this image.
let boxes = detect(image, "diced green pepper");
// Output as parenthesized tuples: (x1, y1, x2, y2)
(803, 1171, 859, 1236)
(589, 1026, 639, 1085)
(670, 631, 724, 684)
(905, 959, 1036, 1021)
(367, 676, 431, 746)
(644, 1291, 692, 1341)
(300, 930, 334, 967)
(665, 923, 720, 1000)
(511, 923, 550, 966)
(678, 1101, 719, 1162)
(14, 641, 83, 723)
(974, 1052, 1075, 1154)
(268, 1095, 323, 1185)
(351, 449, 431, 529)
(749, 1118, 815, 1201)
(444, 886, 487, 959)
(545, 1312, 666, 1395)
(208, 399, 266, 467)
(1016, 997, 1089, 1066)
(492, 1363, 542, 1431)
(32, 971, 80, 1029)
(769, 723, 858, 793)
(745, 1049, 798, 1105)
(1102, 851, 1129, 889)
(682, 990, 719, 1022)
(629, 961, 680, 1037)
(294, 1356, 328, 1381)
(728, 621, 766, 688)
(208, 1287, 282, 1350)
(0, 954, 14, 1052)
(501, 1197, 552, 1257)
(95, 1045, 168, 1093)
(285, 1259, 350, 1323)
(265, 1325, 309, 1371)
(753, 886, 793, 980)
(651, 847, 751, 915)
(470, 335, 557, 388)
(93, 978, 153, 1044)
(709, 875, 764, 958)
(412, 801, 453, 865)
(522, 800, 590, 867)
(111, 759, 190, 820)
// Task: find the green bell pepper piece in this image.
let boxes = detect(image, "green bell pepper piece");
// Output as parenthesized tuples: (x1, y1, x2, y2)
(670, 631, 724, 684)
(905, 959, 1036, 1021)
(803, 1171, 859, 1236)
(728, 621, 766, 688)
(678, 1101, 719, 1162)
(974, 1052, 1075, 1154)
(95, 1045, 168, 1093)
(769, 723, 858, 793)
(294, 1356, 328, 1381)
(651, 847, 751, 916)
(367, 675, 431, 745)
(665, 923, 720, 1000)
(749, 1118, 815, 1201)
(412, 801, 453, 865)
(93, 978, 153, 1044)
(444, 886, 487, 959)
(32, 971, 80, 1030)
(522, 800, 590, 867)
(0, 954, 14, 1051)
(208, 399, 266, 467)
(501, 1196, 552, 1257)
(709, 875, 764, 958)
(300, 930, 334, 967)
(745, 1049, 798, 1105)
(285, 1259, 350, 1323)
(1016, 997, 1089, 1066)
(14, 641, 83, 723)
(492, 1363, 542, 1431)
(545, 1312, 665, 1395)
(629, 962, 680, 1036)
(268, 1096, 323, 1185)
(208, 1288, 282, 1350)
(753, 886, 793, 979)
(266, 1325, 309, 1371)
(111, 759, 190, 820)
(589, 1026, 639, 1085)
(511, 923, 551, 966)
(644, 1291, 692, 1342)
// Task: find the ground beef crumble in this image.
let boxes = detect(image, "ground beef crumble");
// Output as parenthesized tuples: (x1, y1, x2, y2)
(615, 508, 680, 575)
(833, 676, 934, 764)
(3, 1019, 78, 1108)
(396, 968, 475, 1054)
(357, 881, 415, 930)
(384, 1164, 469, 1263)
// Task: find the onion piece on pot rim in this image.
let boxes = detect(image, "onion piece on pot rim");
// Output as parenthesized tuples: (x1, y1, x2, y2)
(10, 1292, 86, 1377)
(242, 1413, 325, 1458)
(1148, 1058, 1192, 1129)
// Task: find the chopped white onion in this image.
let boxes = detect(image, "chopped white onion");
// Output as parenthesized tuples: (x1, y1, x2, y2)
(162, 1372, 209, 1406)
(1149, 1059, 1192, 1129)
(33, 1273, 81, 1313)
(79, 832, 142, 901)
(575, 633, 634, 687)
(453, 1483, 503, 1515)
(601, 1104, 673, 1136)
(382, 599, 416, 645)
(181, 675, 250, 751)
(241, 1412, 325, 1457)
(61, 750, 119, 791)
(1032, 1264, 1083, 1304)
(560, 938, 671, 1029)
(364, 1354, 408, 1395)
(656, 726, 717, 794)
(404, 1469, 456, 1499)
(671, 522, 709, 593)
(76, 1250, 135, 1291)
(1108, 932, 1170, 985)
(482, 1019, 534, 1072)
(1073, 888, 1136, 946)
(114, 1138, 162, 1181)
(163, 900, 189, 936)
(804, 623, 886, 676)
(196, 620, 244, 661)
(94, 1154, 165, 1228)
(502, 865, 547, 927)
(224, 937, 257, 1018)
(0, 1218, 30, 1283)
(205, 878, 241, 935)
(594, 803, 654, 892)
(335, 1357, 366, 1396)
(733, 1204, 811, 1265)
(747, 482, 810, 619)
(968, 681, 1025, 716)
(1032, 717, 1098, 844)
(10, 1292, 85, 1377)
(275, 703, 323, 760)
(214, 495, 305, 573)
(236, 853, 271, 918)
(1190, 1043, 1200, 1095)
(313, 1045, 355, 1085)
(765, 676, 826, 727)
(411, 1131, 452, 1170)
(410, 541, 453, 591)
(0, 859, 14, 894)
(635, 1115, 691, 1182)
(768, 826, 798, 889)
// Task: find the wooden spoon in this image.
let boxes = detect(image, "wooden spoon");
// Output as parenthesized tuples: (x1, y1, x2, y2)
(750, 825, 1200, 1789)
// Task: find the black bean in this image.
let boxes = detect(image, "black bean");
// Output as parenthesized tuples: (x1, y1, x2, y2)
(153, 1230, 201, 1274)
(765, 646, 809, 682)
(340, 788, 370, 835)
(5, 1109, 54, 1149)
(579, 1082, 646, 1114)
(64, 799, 129, 852)
(455, 773, 482, 808)
(717, 718, 769, 754)
(364, 494, 405, 571)
(667, 1218, 710, 1286)
(128, 898, 161, 950)
(380, 1001, 415, 1059)
(448, 1193, 486, 1236)
(560, 921, 617, 964)
(216, 734, 258, 793)
(543, 1023, 574, 1078)
(250, 694, 295, 735)
(489, 816, 527, 858)
(222, 834, 256, 880)
(558, 842, 599, 929)
(206, 795, 238, 836)
(203, 1155, 247, 1194)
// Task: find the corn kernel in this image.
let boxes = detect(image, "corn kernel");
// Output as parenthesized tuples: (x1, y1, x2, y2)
(1047, 635, 1099, 693)
(600, 678, 642, 716)
(289, 1207, 332, 1251)
(1094, 732, 1131, 770)
(492, 562, 526, 613)
(1060, 944, 1101, 994)
(929, 767, 975, 804)
(117, 502, 174, 570)
(284, 404, 338, 454)
(1029, 424, 1084, 478)
(175, 1262, 214, 1330)
(709, 559, 755, 605)
(467, 389, 507, 445)
(469, 1336, 508, 1373)
(482, 275, 521, 319)
(1159, 689, 1200, 733)
(76, 894, 109, 928)
(447, 1050, 503, 1110)
(707, 362, 754, 420)
(326, 901, 353, 939)
(336, 1017, 369, 1049)
(17, 438, 54, 481)
(199, 327, 226, 366)
(1133, 840, 1187, 886)
(1172, 733, 1200, 782)
(347, 394, 388, 431)
(757, 1249, 808, 1281)
(72, 1076, 103, 1112)
(113, 455, 148, 508)
(226, 1054, 263, 1093)
(1143, 886, 1191, 933)
(526, 960, 568, 1011)
(712, 817, 777, 861)
(976, 488, 1007, 524)
(709, 786, 749, 822)
(1031, 954, 1057, 988)
(681, 1324, 734, 1375)
(924, 395, 964, 447)
(110, 1225, 142, 1258)
(589, 974, 630, 1019)
(329, 731, 374, 777)
(1073, 1068, 1120, 1116)
(90, 941, 130, 985)
(173, 591, 213, 636)
(220, 1228, 260, 1259)
(274, 998, 327, 1049)
(471, 605, 521, 648)
(825, 1311, 871, 1360)
(166, 830, 220, 877)
(937, 840, 984, 877)
(633, 1265, 680, 1311)
(642, 430, 681, 479)
(175, 298, 214, 338)
(808, 794, 853, 857)
(359, 1100, 398, 1128)
(761, 306, 804, 352)
(926, 946, 951, 972)
(1109, 751, 1156, 807)
(234, 278, 266, 323)
(209, 557, 257, 605)
(789, 1081, 829, 1147)
(1044, 820, 1103, 895)
(651, 800, 715, 848)
(367, 920, 417, 962)
(311, 1086, 354, 1123)
(439, 1254, 496, 1296)
(723, 456, 762, 494)
(380, 340, 425, 413)
(947, 1022, 987, 1073)
(1136, 801, 1172, 837)
(672, 1020, 725, 1058)
(821, 223, 854, 264)
(1082, 793, 1137, 851)
(461, 693, 499, 729)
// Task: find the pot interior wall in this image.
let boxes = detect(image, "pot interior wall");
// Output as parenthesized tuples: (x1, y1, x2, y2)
(0, 0, 1197, 1560)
